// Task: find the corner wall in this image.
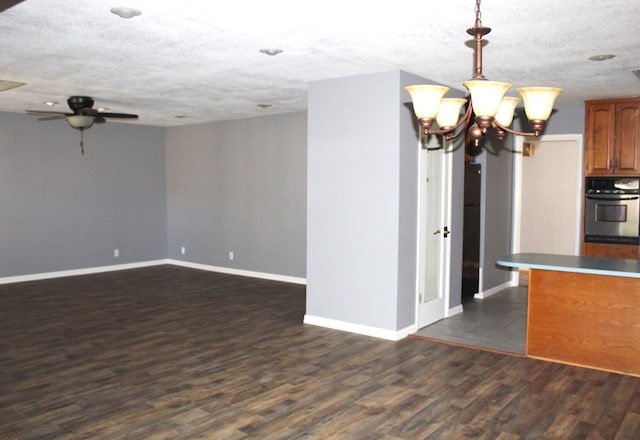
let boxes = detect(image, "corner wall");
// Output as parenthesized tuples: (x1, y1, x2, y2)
(165, 112, 307, 279)
(306, 70, 421, 337)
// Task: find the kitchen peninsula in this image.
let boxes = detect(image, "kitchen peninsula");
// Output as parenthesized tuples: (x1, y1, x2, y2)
(497, 253, 640, 377)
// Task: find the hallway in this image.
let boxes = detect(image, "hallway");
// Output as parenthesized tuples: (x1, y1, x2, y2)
(412, 286, 528, 355)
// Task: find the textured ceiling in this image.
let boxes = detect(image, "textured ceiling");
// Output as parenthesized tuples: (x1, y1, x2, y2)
(0, 0, 639, 127)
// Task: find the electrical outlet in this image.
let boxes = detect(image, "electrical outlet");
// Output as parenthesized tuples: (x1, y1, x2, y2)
(114, 249, 119, 258)
(180, 246, 186, 255)
(228, 251, 234, 260)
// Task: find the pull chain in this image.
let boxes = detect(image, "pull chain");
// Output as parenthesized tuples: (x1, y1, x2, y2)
(80, 128, 85, 155)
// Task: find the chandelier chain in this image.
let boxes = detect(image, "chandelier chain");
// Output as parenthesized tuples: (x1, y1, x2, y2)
(474, 0, 483, 28)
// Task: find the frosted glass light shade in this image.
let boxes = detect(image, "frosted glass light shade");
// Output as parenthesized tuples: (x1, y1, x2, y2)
(436, 98, 467, 128)
(517, 87, 564, 121)
(494, 96, 521, 127)
(405, 85, 450, 119)
(463, 80, 512, 118)
(67, 115, 95, 129)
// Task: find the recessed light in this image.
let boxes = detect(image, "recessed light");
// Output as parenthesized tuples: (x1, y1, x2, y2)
(257, 104, 272, 108)
(174, 115, 188, 119)
(110, 7, 142, 19)
(588, 54, 615, 61)
(44, 101, 58, 106)
(259, 48, 283, 56)
(97, 107, 109, 112)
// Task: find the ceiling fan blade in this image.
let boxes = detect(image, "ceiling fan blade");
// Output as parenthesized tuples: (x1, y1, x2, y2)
(97, 112, 138, 119)
(1, 0, 25, 13)
(94, 116, 106, 124)
(26, 110, 71, 116)
(38, 115, 67, 121)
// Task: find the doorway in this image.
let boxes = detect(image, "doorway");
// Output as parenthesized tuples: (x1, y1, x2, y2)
(416, 137, 452, 329)
(462, 162, 481, 302)
(512, 135, 583, 266)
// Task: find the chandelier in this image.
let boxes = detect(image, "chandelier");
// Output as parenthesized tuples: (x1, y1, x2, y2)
(405, 0, 563, 147)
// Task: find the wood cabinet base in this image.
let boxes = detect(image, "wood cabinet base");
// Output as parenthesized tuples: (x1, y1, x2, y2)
(527, 269, 640, 377)
(582, 242, 639, 259)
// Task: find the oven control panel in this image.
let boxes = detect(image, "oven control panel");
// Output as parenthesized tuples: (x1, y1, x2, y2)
(586, 177, 640, 195)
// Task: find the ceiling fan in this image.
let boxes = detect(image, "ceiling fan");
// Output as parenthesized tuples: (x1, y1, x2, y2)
(26, 96, 138, 154)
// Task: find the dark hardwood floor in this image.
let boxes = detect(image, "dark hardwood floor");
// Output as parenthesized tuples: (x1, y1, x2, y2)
(1, 265, 639, 439)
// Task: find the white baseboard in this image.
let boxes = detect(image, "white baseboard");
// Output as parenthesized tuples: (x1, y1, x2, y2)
(447, 304, 464, 317)
(304, 314, 415, 341)
(0, 259, 168, 285)
(474, 281, 513, 299)
(167, 259, 306, 285)
(0, 259, 306, 286)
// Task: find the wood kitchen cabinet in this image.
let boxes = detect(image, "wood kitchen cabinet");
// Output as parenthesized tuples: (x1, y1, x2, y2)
(582, 242, 639, 259)
(585, 98, 640, 175)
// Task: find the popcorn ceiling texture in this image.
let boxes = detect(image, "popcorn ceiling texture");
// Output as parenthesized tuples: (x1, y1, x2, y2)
(0, 0, 638, 127)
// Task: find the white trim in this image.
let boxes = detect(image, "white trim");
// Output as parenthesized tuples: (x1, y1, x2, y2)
(0, 259, 168, 285)
(447, 304, 464, 317)
(474, 281, 514, 299)
(304, 314, 416, 341)
(167, 259, 307, 285)
(415, 137, 452, 330)
(511, 136, 524, 286)
(0, 259, 306, 286)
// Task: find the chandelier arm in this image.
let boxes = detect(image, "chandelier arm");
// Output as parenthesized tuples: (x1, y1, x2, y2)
(422, 99, 473, 137)
(443, 101, 475, 141)
(492, 119, 542, 137)
(444, 121, 472, 142)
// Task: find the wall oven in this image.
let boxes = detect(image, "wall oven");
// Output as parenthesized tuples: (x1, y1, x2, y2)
(584, 177, 640, 245)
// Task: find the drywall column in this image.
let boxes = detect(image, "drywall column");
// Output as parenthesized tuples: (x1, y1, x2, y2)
(305, 70, 425, 339)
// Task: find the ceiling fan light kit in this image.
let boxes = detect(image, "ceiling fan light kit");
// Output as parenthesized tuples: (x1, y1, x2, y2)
(66, 115, 95, 129)
(405, 0, 563, 147)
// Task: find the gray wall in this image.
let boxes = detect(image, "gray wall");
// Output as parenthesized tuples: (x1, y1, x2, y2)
(0, 111, 167, 277)
(544, 104, 585, 135)
(477, 137, 514, 290)
(165, 112, 307, 278)
(513, 104, 585, 136)
(307, 70, 421, 331)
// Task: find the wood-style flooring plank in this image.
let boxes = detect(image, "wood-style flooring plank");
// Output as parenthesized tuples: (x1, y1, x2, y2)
(0, 265, 639, 439)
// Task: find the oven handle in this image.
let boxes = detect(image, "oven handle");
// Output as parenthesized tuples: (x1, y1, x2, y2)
(586, 195, 640, 201)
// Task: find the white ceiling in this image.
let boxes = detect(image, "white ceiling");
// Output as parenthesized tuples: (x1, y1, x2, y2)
(0, 0, 639, 127)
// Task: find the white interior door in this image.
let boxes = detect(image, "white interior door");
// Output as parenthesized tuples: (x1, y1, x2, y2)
(417, 138, 452, 328)
(512, 134, 583, 257)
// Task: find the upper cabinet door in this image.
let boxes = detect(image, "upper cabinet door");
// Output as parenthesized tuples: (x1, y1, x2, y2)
(615, 101, 640, 174)
(585, 102, 615, 175)
(585, 98, 640, 176)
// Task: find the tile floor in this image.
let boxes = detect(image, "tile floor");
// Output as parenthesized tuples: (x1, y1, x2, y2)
(412, 286, 528, 354)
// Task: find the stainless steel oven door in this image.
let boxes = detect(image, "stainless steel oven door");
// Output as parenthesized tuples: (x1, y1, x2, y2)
(584, 194, 640, 244)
